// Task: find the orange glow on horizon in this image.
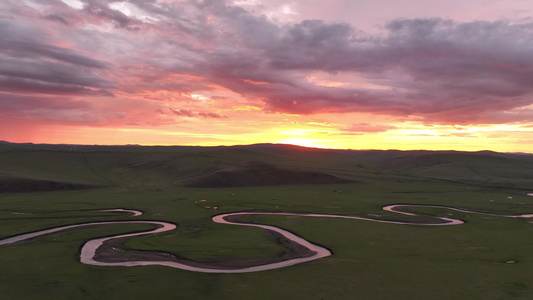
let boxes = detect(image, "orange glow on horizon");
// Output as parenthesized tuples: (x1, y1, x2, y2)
(5, 0, 533, 160)
(2, 112, 533, 154)
(277, 138, 336, 149)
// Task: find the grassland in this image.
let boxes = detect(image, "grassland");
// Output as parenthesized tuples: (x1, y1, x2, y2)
(0, 141, 532, 299)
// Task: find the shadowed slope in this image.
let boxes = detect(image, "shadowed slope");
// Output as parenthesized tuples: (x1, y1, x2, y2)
(360, 150, 533, 187)
(0, 172, 100, 193)
(2, 141, 533, 190)
(182, 161, 351, 188)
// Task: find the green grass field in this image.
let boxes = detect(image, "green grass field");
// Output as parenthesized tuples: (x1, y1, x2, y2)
(0, 142, 532, 299)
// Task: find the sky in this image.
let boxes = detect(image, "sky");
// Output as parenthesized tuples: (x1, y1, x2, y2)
(2, 0, 533, 152)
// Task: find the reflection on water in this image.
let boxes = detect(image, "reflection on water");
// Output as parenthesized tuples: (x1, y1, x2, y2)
(1, 204, 532, 273)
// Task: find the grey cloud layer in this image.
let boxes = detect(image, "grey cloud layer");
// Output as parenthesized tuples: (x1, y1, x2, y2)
(0, 16, 113, 104)
(1, 0, 533, 125)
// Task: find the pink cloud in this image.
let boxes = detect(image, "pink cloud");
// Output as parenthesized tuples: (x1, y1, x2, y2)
(344, 123, 397, 133)
(1, 0, 533, 128)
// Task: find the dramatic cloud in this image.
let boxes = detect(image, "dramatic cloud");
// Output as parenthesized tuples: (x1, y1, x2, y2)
(1, 0, 533, 150)
(219, 17, 533, 123)
(0, 14, 113, 110)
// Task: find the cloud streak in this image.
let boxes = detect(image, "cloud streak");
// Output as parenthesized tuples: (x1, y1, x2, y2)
(343, 123, 397, 133)
(170, 108, 226, 119)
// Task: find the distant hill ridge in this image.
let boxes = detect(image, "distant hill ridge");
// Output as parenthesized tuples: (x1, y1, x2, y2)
(1, 141, 533, 190)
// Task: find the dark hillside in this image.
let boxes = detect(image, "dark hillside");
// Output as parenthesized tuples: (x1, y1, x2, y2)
(0, 172, 99, 193)
(182, 161, 351, 188)
(1, 141, 533, 190)
(359, 150, 533, 188)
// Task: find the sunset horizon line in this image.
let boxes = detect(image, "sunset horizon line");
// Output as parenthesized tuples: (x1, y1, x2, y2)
(2, 139, 529, 155)
(3, 1, 533, 154)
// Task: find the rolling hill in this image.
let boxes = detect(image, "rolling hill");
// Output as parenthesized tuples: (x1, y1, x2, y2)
(1, 141, 533, 190)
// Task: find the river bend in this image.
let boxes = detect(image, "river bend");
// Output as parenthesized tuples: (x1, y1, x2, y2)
(1, 204, 532, 273)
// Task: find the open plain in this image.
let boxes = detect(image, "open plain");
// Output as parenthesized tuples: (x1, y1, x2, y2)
(0, 141, 532, 299)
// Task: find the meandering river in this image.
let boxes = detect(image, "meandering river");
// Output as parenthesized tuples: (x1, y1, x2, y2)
(1, 204, 532, 273)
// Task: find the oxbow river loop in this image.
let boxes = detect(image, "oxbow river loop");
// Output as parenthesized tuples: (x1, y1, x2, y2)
(1, 204, 532, 273)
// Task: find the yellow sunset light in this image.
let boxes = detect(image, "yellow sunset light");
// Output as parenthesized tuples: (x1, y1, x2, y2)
(278, 138, 332, 148)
